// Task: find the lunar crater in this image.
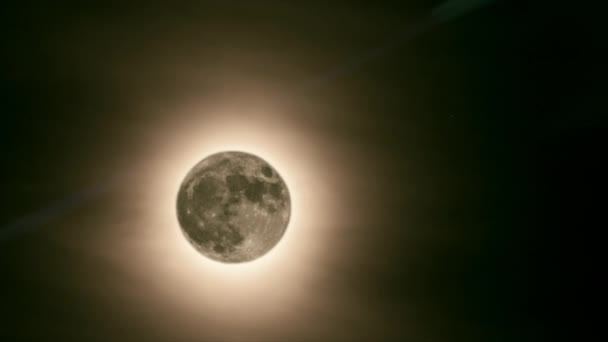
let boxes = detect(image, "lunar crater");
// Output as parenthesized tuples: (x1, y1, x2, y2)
(176, 151, 291, 263)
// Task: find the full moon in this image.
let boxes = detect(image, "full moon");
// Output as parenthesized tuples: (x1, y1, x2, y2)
(176, 151, 291, 263)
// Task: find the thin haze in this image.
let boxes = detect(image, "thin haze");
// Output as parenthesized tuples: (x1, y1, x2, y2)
(0, 0, 495, 242)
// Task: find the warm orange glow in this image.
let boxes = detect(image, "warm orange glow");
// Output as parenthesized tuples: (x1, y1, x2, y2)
(124, 99, 341, 334)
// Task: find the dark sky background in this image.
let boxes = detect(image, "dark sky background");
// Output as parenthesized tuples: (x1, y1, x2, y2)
(1, 1, 602, 341)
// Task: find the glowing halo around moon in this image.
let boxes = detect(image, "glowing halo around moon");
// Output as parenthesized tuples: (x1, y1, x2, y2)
(125, 99, 342, 337)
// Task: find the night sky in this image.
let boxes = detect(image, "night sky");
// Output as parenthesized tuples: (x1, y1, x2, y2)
(1, 2, 602, 341)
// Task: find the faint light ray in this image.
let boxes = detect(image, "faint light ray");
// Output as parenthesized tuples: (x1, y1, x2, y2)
(0, 181, 114, 242)
(0, 0, 495, 243)
(306, 0, 495, 88)
(432, 0, 494, 22)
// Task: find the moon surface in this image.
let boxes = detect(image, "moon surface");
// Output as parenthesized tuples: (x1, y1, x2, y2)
(176, 151, 291, 263)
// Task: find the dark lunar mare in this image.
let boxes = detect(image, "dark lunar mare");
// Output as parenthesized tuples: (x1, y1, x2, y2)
(176, 151, 291, 263)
